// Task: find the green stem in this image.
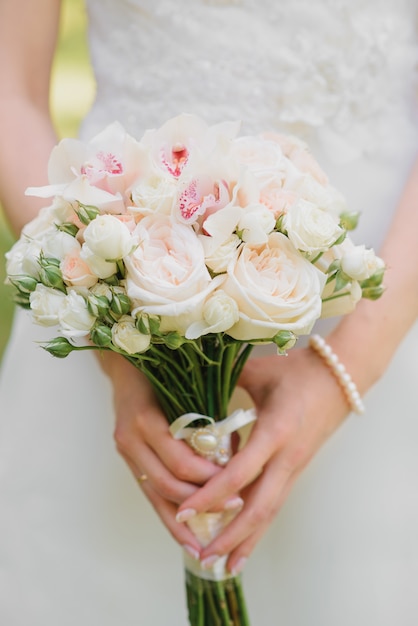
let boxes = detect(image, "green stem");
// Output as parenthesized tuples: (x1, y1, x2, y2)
(187, 573, 205, 626)
(322, 290, 353, 302)
(230, 343, 254, 392)
(231, 576, 251, 626)
(202, 336, 218, 419)
(220, 342, 241, 416)
(205, 583, 223, 626)
(214, 580, 233, 625)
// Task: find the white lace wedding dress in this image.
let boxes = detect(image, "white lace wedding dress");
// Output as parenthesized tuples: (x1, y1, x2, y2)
(1, 1, 418, 624)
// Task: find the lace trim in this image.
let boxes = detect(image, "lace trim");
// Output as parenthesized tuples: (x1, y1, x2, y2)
(84, 0, 418, 158)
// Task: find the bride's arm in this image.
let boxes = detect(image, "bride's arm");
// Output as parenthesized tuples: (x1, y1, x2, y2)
(0, 0, 217, 556)
(0, 0, 61, 233)
(176, 156, 418, 574)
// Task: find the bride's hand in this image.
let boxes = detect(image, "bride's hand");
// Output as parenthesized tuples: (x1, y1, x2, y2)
(175, 345, 353, 574)
(100, 351, 222, 554)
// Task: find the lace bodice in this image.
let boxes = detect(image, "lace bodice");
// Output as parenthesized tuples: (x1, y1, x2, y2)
(83, 0, 418, 159)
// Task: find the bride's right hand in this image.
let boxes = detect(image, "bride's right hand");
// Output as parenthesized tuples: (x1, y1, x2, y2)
(100, 351, 220, 554)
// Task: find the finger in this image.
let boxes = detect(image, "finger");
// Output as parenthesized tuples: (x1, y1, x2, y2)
(226, 473, 300, 575)
(200, 455, 299, 563)
(116, 403, 220, 486)
(176, 410, 293, 514)
(145, 418, 221, 485)
(120, 442, 199, 505)
(125, 457, 203, 556)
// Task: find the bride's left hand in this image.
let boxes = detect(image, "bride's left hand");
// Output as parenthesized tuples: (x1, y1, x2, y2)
(176, 345, 352, 574)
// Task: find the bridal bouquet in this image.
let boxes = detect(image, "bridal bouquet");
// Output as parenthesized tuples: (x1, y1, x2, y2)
(6, 114, 384, 625)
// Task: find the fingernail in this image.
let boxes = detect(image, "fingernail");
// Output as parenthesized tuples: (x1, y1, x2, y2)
(176, 508, 197, 523)
(224, 496, 244, 511)
(201, 554, 221, 570)
(183, 544, 201, 560)
(230, 557, 247, 576)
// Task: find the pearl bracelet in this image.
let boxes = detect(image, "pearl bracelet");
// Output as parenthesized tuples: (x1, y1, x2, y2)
(309, 334, 365, 415)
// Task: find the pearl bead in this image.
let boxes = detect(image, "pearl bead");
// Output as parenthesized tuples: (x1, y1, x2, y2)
(190, 428, 219, 455)
(309, 334, 365, 415)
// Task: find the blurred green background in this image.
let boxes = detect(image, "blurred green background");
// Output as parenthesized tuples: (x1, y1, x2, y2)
(0, 0, 94, 363)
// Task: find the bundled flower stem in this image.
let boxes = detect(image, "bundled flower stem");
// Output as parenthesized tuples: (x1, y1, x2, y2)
(124, 334, 254, 625)
(186, 571, 250, 626)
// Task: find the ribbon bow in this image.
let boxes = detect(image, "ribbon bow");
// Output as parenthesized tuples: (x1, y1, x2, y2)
(169, 408, 257, 465)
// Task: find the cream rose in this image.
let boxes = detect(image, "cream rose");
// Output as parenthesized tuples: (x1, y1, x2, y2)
(90, 282, 113, 300)
(83, 214, 135, 260)
(29, 284, 67, 326)
(61, 248, 99, 288)
(223, 232, 326, 340)
(186, 290, 240, 339)
(59, 290, 96, 338)
(231, 136, 284, 174)
(283, 199, 343, 253)
(125, 215, 223, 335)
(112, 316, 150, 354)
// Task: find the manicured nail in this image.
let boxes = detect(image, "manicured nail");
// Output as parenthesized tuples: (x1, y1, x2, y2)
(224, 496, 244, 511)
(176, 508, 197, 523)
(230, 557, 247, 576)
(201, 554, 220, 570)
(183, 544, 201, 560)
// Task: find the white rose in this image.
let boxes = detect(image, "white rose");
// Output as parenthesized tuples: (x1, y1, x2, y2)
(341, 244, 384, 281)
(20, 205, 57, 240)
(49, 196, 77, 223)
(83, 214, 135, 260)
(131, 175, 177, 215)
(111, 316, 150, 354)
(238, 204, 276, 244)
(80, 245, 117, 279)
(290, 174, 347, 217)
(321, 280, 362, 318)
(223, 232, 326, 341)
(58, 290, 96, 338)
(202, 234, 241, 273)
(125, 215, 223, 335)
(186, 290, 240, 339)
(283, 199, 343, 253)
(42, 230, 81, 261)
(5, 237, 43, 278)
(29, 284, 66, 326)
